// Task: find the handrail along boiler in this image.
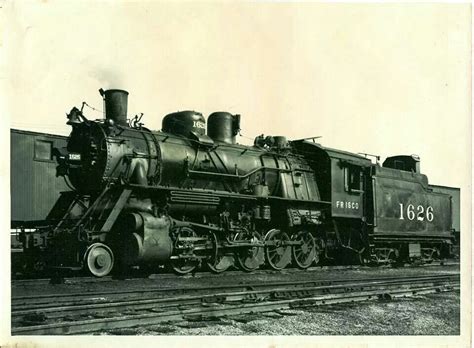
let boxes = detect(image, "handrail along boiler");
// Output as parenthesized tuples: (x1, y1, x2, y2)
(25, 89, 455, 276)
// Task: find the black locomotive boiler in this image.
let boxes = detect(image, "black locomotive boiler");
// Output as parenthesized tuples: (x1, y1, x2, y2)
(24, 89, 455, 277)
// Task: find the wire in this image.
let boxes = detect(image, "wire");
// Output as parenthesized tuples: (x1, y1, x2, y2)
(82, 102, 103, 113)
(237, 132, 256, 142)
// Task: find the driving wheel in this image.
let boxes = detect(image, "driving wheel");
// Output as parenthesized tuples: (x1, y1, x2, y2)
(264, 229, 291, 270)
(170, 227, 200, 275)
(234, 230, 264, 272)
(207, 233, 234, 273)
(291, 231, 317, 269)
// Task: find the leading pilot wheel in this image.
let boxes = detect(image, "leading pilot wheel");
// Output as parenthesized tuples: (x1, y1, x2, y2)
(84, 243, 115, 277)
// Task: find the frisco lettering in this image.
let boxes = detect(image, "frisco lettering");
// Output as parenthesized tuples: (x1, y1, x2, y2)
(335, 201, 359, 210)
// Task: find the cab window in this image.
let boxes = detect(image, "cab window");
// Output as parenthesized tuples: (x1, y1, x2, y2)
(344, 166, 362, 193)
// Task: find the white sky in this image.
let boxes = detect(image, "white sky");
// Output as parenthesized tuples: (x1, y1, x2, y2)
(3, 3, 470, 190)
(1, 3, 470, 193)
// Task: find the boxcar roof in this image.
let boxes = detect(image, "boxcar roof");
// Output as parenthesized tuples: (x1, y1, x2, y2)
(11, 128, 68, 139)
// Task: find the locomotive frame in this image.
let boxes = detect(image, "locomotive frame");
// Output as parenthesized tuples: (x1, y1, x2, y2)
(20, 89, 456, 277)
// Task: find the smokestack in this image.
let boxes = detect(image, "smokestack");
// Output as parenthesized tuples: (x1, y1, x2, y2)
(100, 89, 129, 126)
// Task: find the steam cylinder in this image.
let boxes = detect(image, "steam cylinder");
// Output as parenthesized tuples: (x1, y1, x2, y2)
(104, 89, 129, 126)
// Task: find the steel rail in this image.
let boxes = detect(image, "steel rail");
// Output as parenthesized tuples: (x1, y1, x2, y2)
(11, 260, 459, 285)
(12, 274, 458, 309)
(12, 275, 459, 335)
(12, 283, 458, 335)
(12, 275, 458, 319)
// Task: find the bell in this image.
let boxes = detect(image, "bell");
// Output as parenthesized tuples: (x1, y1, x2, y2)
(66, 107, 83, 125)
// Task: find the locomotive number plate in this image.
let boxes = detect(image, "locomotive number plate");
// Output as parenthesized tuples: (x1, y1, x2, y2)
(399, 203, 434, 222)
(193, 121, 205, 129)
(69, 153, 81, 161)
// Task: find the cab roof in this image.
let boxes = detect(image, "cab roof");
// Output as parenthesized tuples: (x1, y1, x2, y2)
(295, 140, 373, 167)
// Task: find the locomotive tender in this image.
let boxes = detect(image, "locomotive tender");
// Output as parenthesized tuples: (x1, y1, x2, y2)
(24, 89, 455, 276)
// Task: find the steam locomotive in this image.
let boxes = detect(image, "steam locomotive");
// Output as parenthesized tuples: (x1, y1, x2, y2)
(21, 89, 455, 277)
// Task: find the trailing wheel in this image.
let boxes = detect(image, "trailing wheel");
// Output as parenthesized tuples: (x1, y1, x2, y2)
(387, 248, 399, 265)
(291, 231, 317, 269)
(423, 247, 440, 264)
(207, 233, 234, 273)
(357, 250, 368, 265)
(84, 243, 114, 277)
(234, 230, 264, 272)
(170, 227, 200, 275)
(264, 229, 291, 270)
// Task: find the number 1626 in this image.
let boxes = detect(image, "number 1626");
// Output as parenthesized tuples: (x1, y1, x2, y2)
(399, 204, 434, 222)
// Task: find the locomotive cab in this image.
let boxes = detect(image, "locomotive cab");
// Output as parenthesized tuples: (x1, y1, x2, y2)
(292, 141, 372, 218)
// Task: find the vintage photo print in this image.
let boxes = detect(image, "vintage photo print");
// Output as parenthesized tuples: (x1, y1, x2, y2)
(0, 2, 471, 347)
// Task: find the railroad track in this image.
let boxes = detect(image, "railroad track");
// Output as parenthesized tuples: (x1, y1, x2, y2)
(11, 274, 459, 335)
(11, 274, 453, 309)
(12, 260, 460, 286)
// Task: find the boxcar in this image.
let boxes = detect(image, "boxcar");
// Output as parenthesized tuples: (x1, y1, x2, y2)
(10, 129, 68, 254)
